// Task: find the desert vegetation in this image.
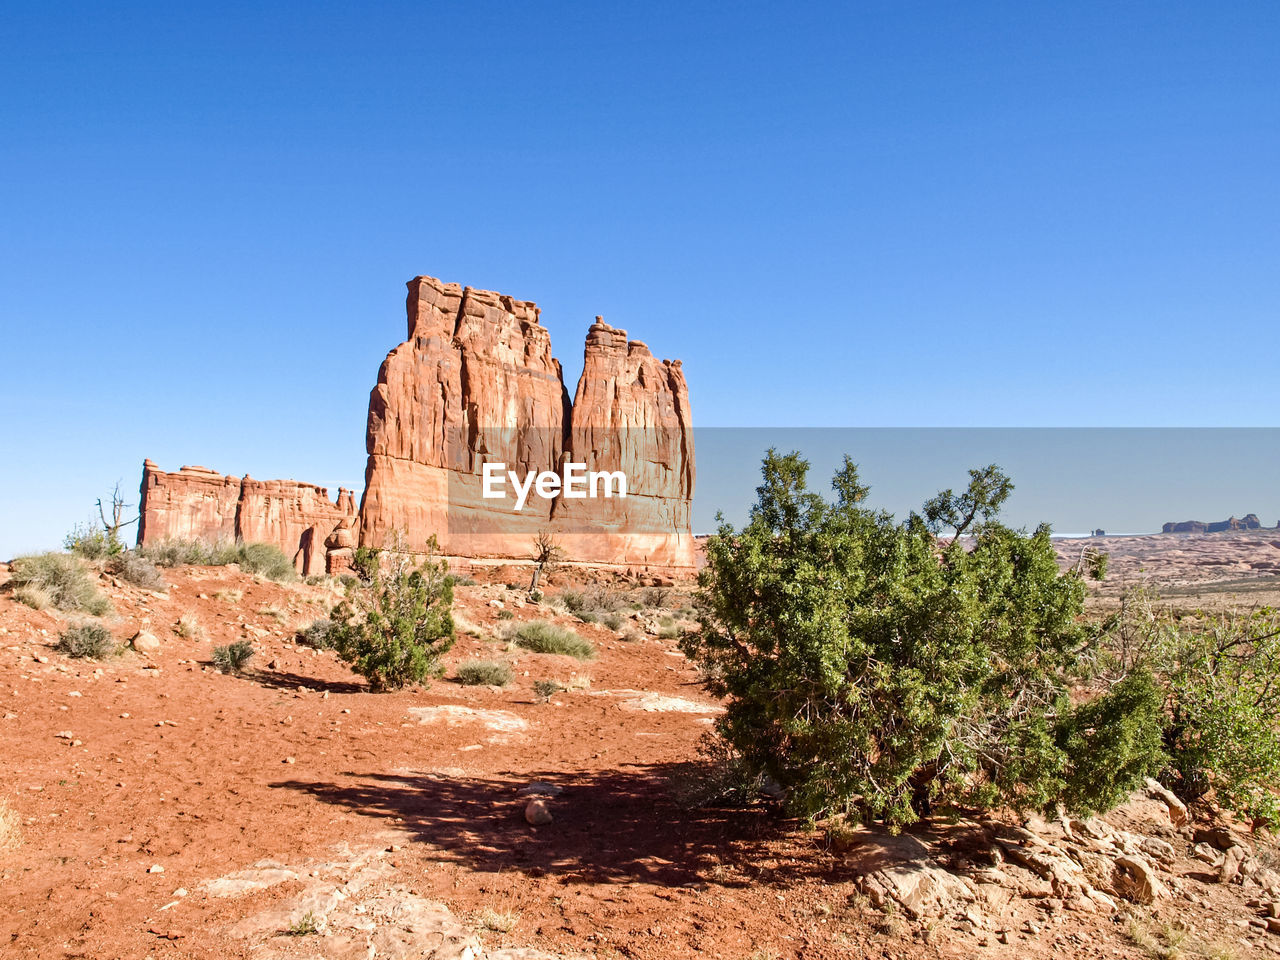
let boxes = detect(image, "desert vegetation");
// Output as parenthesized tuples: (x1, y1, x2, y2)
(138, 539, 296, 581)
(684, 450, 1280, 834)
(454, 660, 514, 687)
(212, 639, 255, 675)
(327, 537, 455, 691)
(9, 552, 111, 616)
(506, 620, 595, 660)
(54, 622, 119, 660)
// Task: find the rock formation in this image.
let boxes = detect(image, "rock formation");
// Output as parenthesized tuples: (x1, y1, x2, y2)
(137, 461, 356, 575)
(1163, 514, 1264, 534)
(137, 274, 697, 573)
(358, 277, 695, 569)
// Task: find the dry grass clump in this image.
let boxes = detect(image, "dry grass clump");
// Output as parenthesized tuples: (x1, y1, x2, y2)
(212, 640, 255, 675)
(452, 610, 486, 638)
(258, 605, 288, 623)
(475, 907, 519, 933)
(9, 552, 110, 616)
(506, 620, 595, 660)
(105, 552, 167, 591)
(12, 584, 53, 610)
(55, 622, 119, 659)
(214, 588, 243, 603)
(455, 660, 514, 687)
(174, 614, 205, 640)
(139, 539, 295, 582)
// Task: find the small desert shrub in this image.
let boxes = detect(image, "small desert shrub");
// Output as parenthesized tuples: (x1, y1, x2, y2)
(64, 522, 120, 560)
(657, 616, 681, 640)
(139, 539, 295, 581)
(12, 584, 52, 610)
(475, 908, 519, 933)
(452, 610, 485, 638)
(446, 573, 477, 587)
(351, 546, 380, 584)
(643, 586, 672, 608)
(174, 614, 204, 640)
(236, 543, 296, 581)
(329, 538, 455, 692)
(1150, 607, 1280, 827)
(557, 589, 586, 613)
(509, 621, 595, 660)
(10, 552, 110, 615)
(601, 612, 624, 631)
(296, 618, 335, 650)
(455, 660, 514, 687)
(286, 910, 321, 936)
(497, 609, 514, 621)
(620, 625, 643, 642)
(214, 588, 243, 603)
(258, 605, 287, 623)
(55, 623, 118, 660)
(106, 551, 167, 591)
(532, 679, 564, 702)
(212, 640, 255, 675)
(575, 610, 599, 624)
(139, 538, 222, 567)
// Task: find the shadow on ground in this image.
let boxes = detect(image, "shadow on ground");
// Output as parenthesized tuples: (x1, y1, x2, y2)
(271, 764, 843, 888)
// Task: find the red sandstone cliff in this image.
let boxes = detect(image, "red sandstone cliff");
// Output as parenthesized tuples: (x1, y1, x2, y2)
(359, 277, 695, 569)
(136, 274, 695, 572)
(138, 461, 357, 575)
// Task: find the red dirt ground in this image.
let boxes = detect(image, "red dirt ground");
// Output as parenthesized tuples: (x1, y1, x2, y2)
(0, 561, 1274, 959)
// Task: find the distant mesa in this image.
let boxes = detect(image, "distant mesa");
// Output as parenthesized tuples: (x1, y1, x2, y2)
(1092, 529, 1106, 537)
(137, 275, 696, 573)
(1161, 514, 1267, 534)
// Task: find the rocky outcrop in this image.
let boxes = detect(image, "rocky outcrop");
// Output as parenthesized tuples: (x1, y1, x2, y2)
(137, 461, 357, 575)
(359, 276, 695, 569)
(1163, 514, 1264, 534)
(137, 275, 696, 573)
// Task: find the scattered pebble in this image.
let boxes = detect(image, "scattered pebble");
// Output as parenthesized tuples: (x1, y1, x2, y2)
(148, 864, 165, 874)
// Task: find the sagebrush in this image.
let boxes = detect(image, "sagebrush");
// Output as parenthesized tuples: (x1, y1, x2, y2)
(56, 623, 119, 659)
(106, 551, 167, 591)
(455, 660, 514, 686)
(9, 553, 110, 616)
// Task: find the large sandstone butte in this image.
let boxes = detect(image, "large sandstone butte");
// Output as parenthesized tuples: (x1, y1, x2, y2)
(137, 275, 696, 571)
(138, 461, 357, 575)
(359, 276, 695, 568)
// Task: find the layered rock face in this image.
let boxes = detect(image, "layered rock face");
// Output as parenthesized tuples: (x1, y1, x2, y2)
(359, 276, 695, 569)
(138, 461, 357, 575)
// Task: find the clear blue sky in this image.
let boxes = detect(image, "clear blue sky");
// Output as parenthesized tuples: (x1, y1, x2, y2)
(2, 2, 1278, 555)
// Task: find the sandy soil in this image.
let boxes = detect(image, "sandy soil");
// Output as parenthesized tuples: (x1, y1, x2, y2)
(1, 538, 1278, 959)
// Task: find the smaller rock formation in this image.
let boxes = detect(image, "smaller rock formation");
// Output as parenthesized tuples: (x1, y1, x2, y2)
(324, 519, 356, 575)
(138, 461, 357, 575)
